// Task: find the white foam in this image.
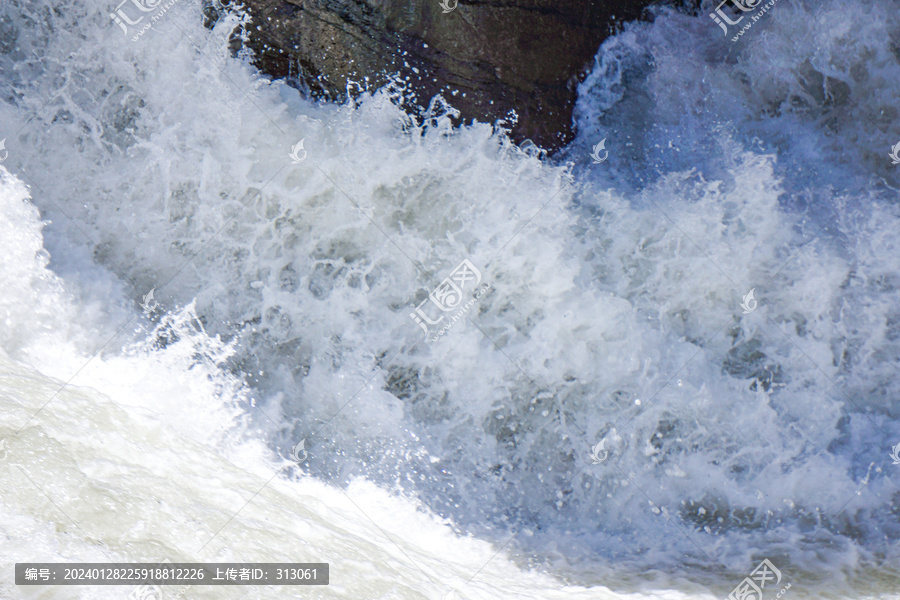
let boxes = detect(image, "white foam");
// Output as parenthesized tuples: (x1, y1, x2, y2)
(2, 0, 900, 597)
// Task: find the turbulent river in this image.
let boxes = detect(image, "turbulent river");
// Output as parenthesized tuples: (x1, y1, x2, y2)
(1, 0, 900, 598)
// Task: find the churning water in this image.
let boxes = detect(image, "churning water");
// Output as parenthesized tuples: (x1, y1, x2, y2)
(1, 0, 899, 598)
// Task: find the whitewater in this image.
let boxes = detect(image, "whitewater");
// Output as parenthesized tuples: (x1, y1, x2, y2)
(1, 0, 899, 597)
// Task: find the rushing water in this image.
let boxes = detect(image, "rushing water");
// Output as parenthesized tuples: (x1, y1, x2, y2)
(1, 0, 900, 598)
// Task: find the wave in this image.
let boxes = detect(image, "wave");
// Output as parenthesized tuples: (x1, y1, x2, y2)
(1, 0, 900, 597)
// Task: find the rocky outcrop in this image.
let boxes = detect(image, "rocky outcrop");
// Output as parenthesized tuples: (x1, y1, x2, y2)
(224, 0, 681, 150)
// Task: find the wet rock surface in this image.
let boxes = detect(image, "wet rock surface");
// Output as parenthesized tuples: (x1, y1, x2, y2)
(224, 0, 692, 150)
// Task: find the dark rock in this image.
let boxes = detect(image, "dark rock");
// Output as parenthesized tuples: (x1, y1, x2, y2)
(222, 0, 688, 150)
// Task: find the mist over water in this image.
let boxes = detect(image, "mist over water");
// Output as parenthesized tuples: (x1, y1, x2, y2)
(1, 0, 900, 598)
